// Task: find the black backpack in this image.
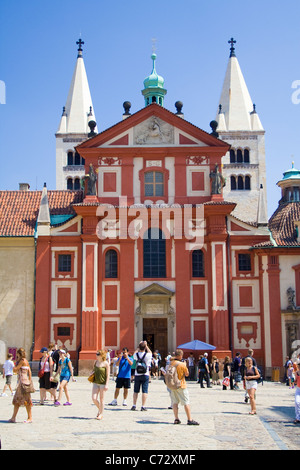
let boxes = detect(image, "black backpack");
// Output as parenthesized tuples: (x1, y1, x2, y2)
(136, 352, 147, 374)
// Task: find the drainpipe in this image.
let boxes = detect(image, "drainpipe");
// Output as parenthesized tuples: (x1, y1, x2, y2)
(30, 237, 37, 362)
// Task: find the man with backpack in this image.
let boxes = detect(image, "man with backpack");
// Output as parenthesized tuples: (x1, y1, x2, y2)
(131, 341, 152, 411)
(165, 349, 199, 426)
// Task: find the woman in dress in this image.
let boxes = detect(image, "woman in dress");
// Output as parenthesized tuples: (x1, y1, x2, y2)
(244, 357, 260, 415)
(9, 348, 33, 423)
(90, 350, 110, 420)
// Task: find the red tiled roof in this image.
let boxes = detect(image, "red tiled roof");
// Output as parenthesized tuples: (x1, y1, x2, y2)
(0, 190, 83, 237)
(268, 201, 300, 247)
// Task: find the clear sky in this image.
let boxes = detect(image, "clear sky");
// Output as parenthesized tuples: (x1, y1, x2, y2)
(1, 0, 300, 217)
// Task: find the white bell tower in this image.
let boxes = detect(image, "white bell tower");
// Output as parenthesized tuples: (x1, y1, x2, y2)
(55, 39, 97, 190)
(216, 38, 267, 225)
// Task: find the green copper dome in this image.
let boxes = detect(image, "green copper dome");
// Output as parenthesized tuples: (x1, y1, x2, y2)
(142, 53, 167, 107)
(281, 162, 300, 181)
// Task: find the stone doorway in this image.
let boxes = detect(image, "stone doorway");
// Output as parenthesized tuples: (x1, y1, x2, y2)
(143, 318, 168, 364)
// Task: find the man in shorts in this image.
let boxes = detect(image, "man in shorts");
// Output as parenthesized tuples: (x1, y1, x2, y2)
(131, 341, 152, 411)
(109, 348, 133, 407)
(170, 349, 199, 425)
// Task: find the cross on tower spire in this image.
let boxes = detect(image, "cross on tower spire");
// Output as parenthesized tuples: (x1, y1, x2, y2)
(76, 38, 84, 57)
(228, 37, 236, 57)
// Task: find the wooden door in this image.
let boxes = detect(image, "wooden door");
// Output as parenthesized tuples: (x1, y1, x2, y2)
(143, 318, 168, 364)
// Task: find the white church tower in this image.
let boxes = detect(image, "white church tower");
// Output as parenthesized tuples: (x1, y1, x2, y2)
(216, 38, 268, 225)
(56, 39, 97, 190)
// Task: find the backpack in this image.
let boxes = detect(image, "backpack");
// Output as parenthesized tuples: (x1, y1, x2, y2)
(135, 352, 147, 374)
(164, 362, 182, 390)
(253, 366, 263, 385)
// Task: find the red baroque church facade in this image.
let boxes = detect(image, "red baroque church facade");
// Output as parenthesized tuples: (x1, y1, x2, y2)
(32, 103, 271, 374)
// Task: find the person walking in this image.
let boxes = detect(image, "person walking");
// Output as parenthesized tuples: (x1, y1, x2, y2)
(131, 341, 152, 411)
(211, 356, 220, 385)
(222, 356, 234, 390)
(9, 348, 34, 423)
(244, 357, 260, 415)
(109, 348, 133, 407)
(89, 350, 110, 420)
(1, 353, 14, 396)
(38, 347, 57, 405)
(54, 349, 75, 406)
(232, 352, 242, 389)
(168, 349, 199, 425)
(198, 353, 211, 388)
(294, 362, 300, 424)
(187, 353, 195, 381)
(241, 349, 257, 402)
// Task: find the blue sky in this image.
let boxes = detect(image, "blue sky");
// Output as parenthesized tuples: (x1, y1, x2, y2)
(1, 0, 300, 217)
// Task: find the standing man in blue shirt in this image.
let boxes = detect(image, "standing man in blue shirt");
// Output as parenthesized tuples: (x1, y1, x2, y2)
(109, 348, 133, 407)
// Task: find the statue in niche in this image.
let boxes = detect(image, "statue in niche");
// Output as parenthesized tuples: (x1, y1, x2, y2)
(287, 287, 296, 310)
(210, 164, 226, 194)
(82, 163, 98, 196)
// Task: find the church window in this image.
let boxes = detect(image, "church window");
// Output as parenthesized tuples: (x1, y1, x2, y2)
(238, 253, 251, 272)
(145, 171, 164, 197)
(57, 326, 71, 337)
(238, 176, 244, 190)
(231, 176, 237, 190)
(74, 178, 81, 190)
(58, 254, 72, 272)
(74, 152, 81, 165)
(245, 175, 251, 190)
(244, 148, 250, 163)
(230, 149, 236, 163)
(67, 151, 74, 165)
(105, 249, 118, 278)
(143, 228, 166, 278)
(192, 250, 205, 278)
(67, 178, 73, 190)
(152, 96, 157, 103)
(237, 149, 243, 163)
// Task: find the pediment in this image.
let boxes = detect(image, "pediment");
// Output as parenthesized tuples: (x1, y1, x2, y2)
(76, 103, 230, 151)
(135, 282, 175, 297)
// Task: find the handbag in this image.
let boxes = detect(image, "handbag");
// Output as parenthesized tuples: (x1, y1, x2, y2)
(38, 358, 47, 378)
(21, 380, 35, 394)
(88, 372, 95, 383)
(51, 371, 60, 383)
(222, 377, 230, 387)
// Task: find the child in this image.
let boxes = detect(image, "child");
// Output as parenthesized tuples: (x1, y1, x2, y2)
(54, 349, 75, 406)
(287, 362, 295, 389)
(1, 353, 14, 396)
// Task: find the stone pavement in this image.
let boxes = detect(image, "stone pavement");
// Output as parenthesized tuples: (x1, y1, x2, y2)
(0, 375, 299, 451)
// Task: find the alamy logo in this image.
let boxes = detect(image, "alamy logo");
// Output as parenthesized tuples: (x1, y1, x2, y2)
(0, 80, 6, 104)
(291, 80, 300, 104)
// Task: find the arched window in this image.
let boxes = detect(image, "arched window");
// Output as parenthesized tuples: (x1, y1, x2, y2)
(145, 171, 164, 197)
(74, 152, 81, 165)
(74, 178, 81, 190)
(238, 176, 244, 190)
(245, 175, 251, 190)
(105, 249, 118, 278)
(143, 228, 166, 278)
(67, 151, 73, 166)
(230, 149, 236, 163)
(231, 176, 237, 190)
(237, 149, 243, 163)
(244, 149, 250, 163)
(67, 178, 73, 190)
(192, 250, 205, 277)
(152, 96, 157, 103)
